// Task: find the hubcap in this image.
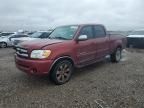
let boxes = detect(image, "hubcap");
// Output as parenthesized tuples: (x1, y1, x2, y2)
(56, 64, 71, 82)
(0, 43, 6, 48)
(116, 49, 121, 61)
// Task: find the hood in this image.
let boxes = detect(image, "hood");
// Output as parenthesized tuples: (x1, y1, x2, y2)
(19, 39, 64, 49)
(127, 35, 144, 38)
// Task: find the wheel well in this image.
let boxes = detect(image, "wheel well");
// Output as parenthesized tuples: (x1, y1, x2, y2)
(0, 41, 7, 44)
(49, 57, 74, 74)
(117, 45, 122, 50)
(0, 42, 7, 44)
(111, 45, 122, 55)
(0, 42, 7, 46)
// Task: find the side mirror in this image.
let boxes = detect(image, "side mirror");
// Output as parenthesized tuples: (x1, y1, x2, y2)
(77, 35, 88, 41)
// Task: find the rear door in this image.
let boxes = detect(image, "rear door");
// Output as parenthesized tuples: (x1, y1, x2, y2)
(93, 25, 109, 59)
(76, 25, 96, 65)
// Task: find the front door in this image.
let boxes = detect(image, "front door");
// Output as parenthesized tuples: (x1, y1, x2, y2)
(76, 26, 96, 65)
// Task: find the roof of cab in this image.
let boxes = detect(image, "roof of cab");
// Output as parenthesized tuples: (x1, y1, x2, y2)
(58, 24, 105, 27)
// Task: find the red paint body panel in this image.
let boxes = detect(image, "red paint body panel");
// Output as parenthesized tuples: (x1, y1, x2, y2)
(15, 55, 53, 75)
(15, 24, 127, 75)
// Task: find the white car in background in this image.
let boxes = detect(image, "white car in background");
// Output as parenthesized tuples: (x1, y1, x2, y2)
(127, 30, 144, 38)
(0, 34, 29, 48)
(0, 35, 12, 48)
(12, 31, 52, 46)
(0, 32, 14, 37)
(127, 30, 144, 48)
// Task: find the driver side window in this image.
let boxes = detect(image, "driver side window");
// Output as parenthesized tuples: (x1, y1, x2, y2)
(79, 26, 94, 39)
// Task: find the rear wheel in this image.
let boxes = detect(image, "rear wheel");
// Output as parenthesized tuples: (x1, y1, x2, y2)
(50, 60, 73, 85)
(110, 48, 122, 63)
(0, 42, 7, 48)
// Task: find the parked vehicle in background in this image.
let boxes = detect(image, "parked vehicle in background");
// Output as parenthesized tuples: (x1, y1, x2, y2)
(15, 24, 127, 85)
(0, 34, 13, 48)
(0, 34, 29, 48)
(0, 32, 14, 37)
(27, 32, 35, 35)
(10, 34, 29, 46)
(13, 31, 52, 46)
(127, 30, 144, 48)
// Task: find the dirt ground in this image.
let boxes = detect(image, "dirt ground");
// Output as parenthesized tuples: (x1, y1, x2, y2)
(0, 48, 144, 108)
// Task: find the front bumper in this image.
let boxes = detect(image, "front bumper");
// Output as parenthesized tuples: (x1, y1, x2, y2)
(15, 55, 53, 75)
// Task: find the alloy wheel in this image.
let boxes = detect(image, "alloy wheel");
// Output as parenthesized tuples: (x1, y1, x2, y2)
(56, 63, 72, 83)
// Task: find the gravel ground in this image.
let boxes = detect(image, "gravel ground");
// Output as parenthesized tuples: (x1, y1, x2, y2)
(0, 48, 144, 108)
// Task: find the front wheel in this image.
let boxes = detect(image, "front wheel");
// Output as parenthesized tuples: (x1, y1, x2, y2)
(110, 48, 122, 63)
(0, 42, 7, 48)
(50, 60, 73, 85)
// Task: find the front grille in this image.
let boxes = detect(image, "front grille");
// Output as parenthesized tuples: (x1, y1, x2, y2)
(16, 47, 29, 58)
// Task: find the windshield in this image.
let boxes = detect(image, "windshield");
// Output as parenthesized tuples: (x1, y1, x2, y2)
(49, 25, 79, 40)
(30, 32, 43, 38)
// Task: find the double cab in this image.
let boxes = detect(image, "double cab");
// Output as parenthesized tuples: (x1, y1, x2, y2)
(15, 24, 127, 85)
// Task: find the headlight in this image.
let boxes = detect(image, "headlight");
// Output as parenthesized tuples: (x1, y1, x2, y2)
(30, 50, 51, 59)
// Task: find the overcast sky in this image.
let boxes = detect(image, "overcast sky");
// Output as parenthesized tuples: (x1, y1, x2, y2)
(0, 0, 144, 31)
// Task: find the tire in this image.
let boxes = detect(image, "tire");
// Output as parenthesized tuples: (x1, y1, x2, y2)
(0, 42, 7, 48)
(110, 48, 122, 63)
(50, 60, 73, 85)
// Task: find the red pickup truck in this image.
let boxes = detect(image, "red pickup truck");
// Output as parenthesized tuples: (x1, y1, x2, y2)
(15, 24, 127, 85)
